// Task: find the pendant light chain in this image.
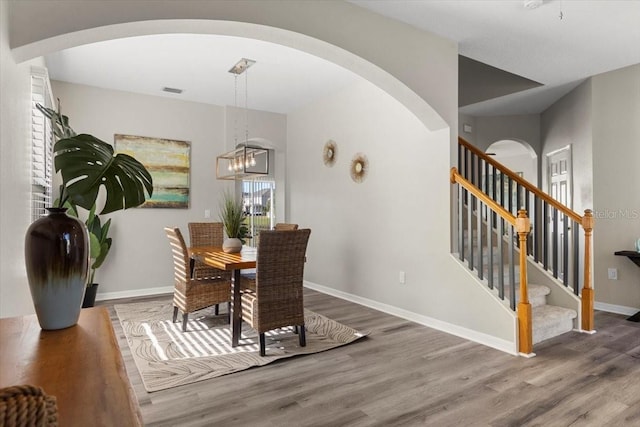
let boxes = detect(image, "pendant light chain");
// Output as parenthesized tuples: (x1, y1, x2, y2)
(244, 67, 249, 145)
(234, 74, 239, 146)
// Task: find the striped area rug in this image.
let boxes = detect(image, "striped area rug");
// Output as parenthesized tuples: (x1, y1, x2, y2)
(115, 300, 367, 392)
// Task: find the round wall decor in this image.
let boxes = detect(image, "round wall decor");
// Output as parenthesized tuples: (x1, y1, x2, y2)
(323, 140, 337, 167)
(350, 153, 369, 183)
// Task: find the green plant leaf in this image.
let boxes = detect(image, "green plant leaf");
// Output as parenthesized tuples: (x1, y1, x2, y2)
(54, 134, 153, 214)
(219, 191, 247, 238)
(100, 218, 112, 244)
(92, 238, 112, 270)
(89, 231, 101, 260)
(36, 104, 76, 139)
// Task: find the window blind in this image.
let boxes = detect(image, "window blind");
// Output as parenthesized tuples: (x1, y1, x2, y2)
(30, 67, 54, 222)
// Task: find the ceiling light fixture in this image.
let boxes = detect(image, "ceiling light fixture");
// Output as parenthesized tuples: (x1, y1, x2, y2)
(216, 58, 269, 180)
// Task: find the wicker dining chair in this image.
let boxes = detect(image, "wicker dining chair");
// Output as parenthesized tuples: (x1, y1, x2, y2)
(241, 223, 300, 292)
(0, 384, 58, 427)
(239, 229, 311, 356)
(188, 222, 231, 280)
(274, 223, 298, 231)
(165, 227, 232, 332)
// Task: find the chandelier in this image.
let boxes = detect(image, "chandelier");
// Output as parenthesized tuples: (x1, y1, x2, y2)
(216, 58, 269, 180)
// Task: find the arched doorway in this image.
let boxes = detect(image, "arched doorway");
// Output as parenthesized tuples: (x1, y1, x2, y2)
(486, 139, 538, 187)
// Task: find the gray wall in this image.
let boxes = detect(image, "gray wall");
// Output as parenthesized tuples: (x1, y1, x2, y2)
(474, 114, 541, 155)
(592, 64, 640, 312)
(541, 80, 593, 214)
(288, 80, 516, 343)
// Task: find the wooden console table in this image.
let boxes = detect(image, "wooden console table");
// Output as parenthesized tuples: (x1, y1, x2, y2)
(0, 307, 142, 426)
(614, 250, 640, 322)
(614, 250, 640, 268)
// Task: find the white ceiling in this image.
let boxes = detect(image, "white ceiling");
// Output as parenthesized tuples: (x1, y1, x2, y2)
(44, 0, 640, 116)
(44, 34, 361, 114)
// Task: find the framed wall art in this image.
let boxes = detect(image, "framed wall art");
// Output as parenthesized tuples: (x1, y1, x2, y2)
(114, 134, 190, 208)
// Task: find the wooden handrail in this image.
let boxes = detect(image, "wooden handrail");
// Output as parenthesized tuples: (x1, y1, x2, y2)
(452, 166, 534, 353)
(450, 167, 516, 226)
(458, 137, 595, 334)
(459, 137, 583, 224)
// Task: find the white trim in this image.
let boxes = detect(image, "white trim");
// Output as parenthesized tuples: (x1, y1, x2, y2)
(304, 280, 518, 356)
(594, 301, 639, 316)
(96, 286, 173, 302)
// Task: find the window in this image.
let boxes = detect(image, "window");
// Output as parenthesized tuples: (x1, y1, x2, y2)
(242, 178, 275, 247)
(30, 67, 54, 222)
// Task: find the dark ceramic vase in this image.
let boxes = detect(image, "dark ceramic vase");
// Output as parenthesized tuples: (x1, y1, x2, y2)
(25, 207, 90, 330)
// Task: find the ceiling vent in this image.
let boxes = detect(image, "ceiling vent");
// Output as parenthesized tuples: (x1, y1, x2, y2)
(523, 0, 543, 9)
(162, 87, 183, 94)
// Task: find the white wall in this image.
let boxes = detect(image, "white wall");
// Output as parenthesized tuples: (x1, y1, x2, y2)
(287, 80, 515, 344)
(592, 64, 640, 312)
(51, 81, 286, 297)
(0, 1, 46, 317)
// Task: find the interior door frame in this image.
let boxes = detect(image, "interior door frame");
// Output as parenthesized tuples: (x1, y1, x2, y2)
(546, 144, 573, 209)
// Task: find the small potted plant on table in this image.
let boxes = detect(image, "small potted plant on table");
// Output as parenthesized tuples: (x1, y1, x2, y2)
(220, 191, 249, 253)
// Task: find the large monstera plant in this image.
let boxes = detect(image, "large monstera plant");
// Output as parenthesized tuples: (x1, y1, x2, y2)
(37, 102, 153, 214)
(36, 101, 152, 306)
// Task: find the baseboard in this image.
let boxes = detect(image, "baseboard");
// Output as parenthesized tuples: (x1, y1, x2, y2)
(594, 301, 639, 316)
(96, 286, 173, 302)
(304, 281, 518, 356)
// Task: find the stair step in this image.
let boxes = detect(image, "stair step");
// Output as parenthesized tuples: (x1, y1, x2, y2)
(521, 283, 550, 307)
(532, 304, 577, 344)
(492, 283, 550, 308)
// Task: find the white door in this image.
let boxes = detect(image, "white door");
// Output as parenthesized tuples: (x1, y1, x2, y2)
(547, 146, 572, 279)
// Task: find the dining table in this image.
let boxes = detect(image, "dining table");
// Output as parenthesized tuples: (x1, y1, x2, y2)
(187, 246, 257, 347)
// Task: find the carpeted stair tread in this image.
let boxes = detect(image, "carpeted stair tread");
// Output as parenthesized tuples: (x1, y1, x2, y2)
(532, 304, 577, 344)
(520, 283, 550, 307)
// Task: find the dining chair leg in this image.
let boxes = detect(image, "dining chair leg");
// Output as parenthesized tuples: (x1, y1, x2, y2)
(182, 313, 189, 332)
(214, 304, 219, 315)
(226, 302, 231, 324)
(294, 325, 299, 334)
(299, 325, 306, 347)
(259, 333, 266, 356)
(172, 306, 179, 323)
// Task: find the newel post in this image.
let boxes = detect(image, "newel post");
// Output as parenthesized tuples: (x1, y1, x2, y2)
(516, 210, 533, 355)
(581, 209, 595, 331)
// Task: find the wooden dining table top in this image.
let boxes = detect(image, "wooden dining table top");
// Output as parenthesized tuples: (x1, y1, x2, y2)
(188, 246, 257, 271)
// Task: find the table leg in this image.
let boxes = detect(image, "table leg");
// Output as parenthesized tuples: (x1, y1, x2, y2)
(231, 269, 242, 347)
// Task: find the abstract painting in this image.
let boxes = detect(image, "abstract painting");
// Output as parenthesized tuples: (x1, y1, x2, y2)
(114, 134, 190, 208)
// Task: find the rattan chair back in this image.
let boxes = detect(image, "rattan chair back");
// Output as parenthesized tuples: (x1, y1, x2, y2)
(247, 229, 311, 331)
(274, 223, 299, 231)
(188, 222, 225, 247)
(188, 222, 230, 280)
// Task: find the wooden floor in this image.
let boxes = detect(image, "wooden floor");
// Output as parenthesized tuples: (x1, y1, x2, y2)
(104, 290, 640, 426)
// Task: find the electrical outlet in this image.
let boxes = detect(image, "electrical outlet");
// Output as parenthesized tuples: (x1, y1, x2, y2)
(399, 271, 406, 284)
(204, 209, 211, 218)
(608, 268, 618, 280)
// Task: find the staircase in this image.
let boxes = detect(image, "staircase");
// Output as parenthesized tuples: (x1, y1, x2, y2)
(452, 137, 594, 355)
